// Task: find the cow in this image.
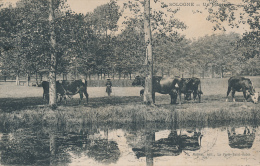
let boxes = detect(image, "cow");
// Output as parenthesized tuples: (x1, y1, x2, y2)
(132, 76, 202, 104)
(226, 76, 259, 104)
(177, 77, 203, 104)
(131, 128, 202, 158)
(42, 79, 88, 104)
(132, 76, 179, 104)
(227, 126, 256, 149)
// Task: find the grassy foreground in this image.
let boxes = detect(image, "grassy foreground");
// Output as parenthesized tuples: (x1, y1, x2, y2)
(0, 101, 259, 132)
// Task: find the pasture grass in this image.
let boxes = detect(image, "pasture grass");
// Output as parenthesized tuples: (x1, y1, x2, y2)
(0, 76, 260, 130)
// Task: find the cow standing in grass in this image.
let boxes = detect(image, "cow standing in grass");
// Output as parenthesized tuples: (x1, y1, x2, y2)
(132, 76, 179, 104)
(226, 76, 259, 104)
(42, 79, 88, 104)
(177, 77, 203, 104)
(60, 79, 88, 104)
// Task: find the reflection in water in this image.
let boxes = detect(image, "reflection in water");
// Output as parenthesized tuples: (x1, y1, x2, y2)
(86, 128, 120, 164)
(0, 126, 120, 165)
(0, 128, 51, 165)
(0, 122, 259, 165)
(227, 126, 256, 149)
(131, 129, 202, 159)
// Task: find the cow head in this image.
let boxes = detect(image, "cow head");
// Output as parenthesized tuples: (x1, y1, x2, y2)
(132, 76, 144, 86)
(247, 83, 258, 104)
(250, 92, 259, 104)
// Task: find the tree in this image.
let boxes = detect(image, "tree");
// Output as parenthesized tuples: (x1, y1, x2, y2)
(48, 0, 57, 106)
(86, 1, 121, 78)
(143, 0, 153, 104)
(122, 0, 187, 104)
(206, 0, 260, 60)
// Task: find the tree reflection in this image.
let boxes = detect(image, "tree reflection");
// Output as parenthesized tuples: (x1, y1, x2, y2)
(86, 128, 120, 164)
(0, 128, 51, 165)
(227, 126, 256, 149)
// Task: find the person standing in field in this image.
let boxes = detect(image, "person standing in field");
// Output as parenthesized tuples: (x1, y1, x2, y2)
(106, 78, 112, 96)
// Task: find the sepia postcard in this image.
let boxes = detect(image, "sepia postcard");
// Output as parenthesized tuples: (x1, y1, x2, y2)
(0, 0, 259, 166)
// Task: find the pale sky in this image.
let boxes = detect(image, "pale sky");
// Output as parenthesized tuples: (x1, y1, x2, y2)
(2, 0, 250, 39)
(66, 0, 250, 39)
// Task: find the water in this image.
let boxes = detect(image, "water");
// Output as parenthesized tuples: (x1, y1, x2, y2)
(0, 123, 259, 166)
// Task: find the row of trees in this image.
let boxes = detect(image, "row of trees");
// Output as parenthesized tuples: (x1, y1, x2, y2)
(0, 0, 259, 105)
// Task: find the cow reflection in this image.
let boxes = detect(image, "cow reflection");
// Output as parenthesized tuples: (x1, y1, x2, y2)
(131, 129, 203, 159)
(227, 126, 256, 149)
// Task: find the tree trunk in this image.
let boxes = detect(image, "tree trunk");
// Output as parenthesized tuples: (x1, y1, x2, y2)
(211, 65, 214, 78)
(35, 71, 38, 83)
(119, 70, 121, 80)
(50, 134, 57, 166)
(16, 72, 20, 86)
(27, 73, 30, 86)
(192, 67, 195, 77)
(48, 0, 57, 107)
(161, 67, 164, 77)
(129, 73, 132, 80)
(202, 68, 205, 79)
(75, 65, 78, 80)
(220, 66, 223, 78)
(143, 0, 153, 104)
(145, 131, 155, 166)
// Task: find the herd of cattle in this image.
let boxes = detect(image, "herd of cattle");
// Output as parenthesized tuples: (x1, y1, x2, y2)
(41, 76, 259, 105)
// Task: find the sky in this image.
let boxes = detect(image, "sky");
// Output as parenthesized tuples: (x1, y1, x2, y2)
(1, 0, 250, 39)
(67, 0, 250, 39)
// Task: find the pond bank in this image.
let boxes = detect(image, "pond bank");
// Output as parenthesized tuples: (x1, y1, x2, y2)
(1, 102, 259, 132)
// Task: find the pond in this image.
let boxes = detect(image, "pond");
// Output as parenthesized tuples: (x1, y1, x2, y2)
(0, 120, 259, 166)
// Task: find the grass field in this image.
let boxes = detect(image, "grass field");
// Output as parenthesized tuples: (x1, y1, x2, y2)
(0, 77, 259, 128)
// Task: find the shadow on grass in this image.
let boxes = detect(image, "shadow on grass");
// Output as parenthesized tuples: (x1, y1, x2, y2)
(0, 97, 45, 112)
(71, 96, 143, 107)
(0, 96, 144, 111)
(0, 93, 255, 112)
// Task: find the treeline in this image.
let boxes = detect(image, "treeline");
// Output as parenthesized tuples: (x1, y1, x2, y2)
(0, 0, 259, 84)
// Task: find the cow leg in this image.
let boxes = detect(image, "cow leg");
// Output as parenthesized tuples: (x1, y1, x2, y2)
(152, 92, 155, 104)
(170, 94, 177, 104)
(231, 90, 236, 102)
(226, 86, 231, 102)
(242, 89, 247, 102)
(63, 96, 67, 104)
(84, 91, 89, 104)
(44, 93, 49, 104)
(198, 92, 201, 103)
(193, 91, 197, 101)
(57, 94, 62, 103)
(170, 93, 173, 104)
(178, 92, 182, 105)
(78, 93, 84, 104)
